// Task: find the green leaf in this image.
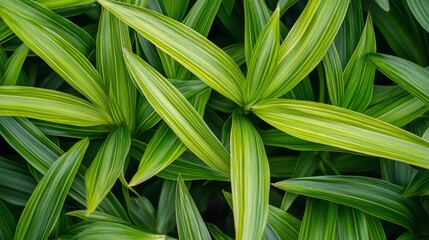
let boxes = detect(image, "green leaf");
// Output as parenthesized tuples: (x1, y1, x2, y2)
(0, 200, 16, 240)
(261, 0, 349, 100)
(14, 139, 89, 240)
(85, 125, 131, 215)
(322, 44, 344, 106)
(156, 180, 176, 234)
(342, 14, 376, 112)
(252, 99, 429, 169)
(266, 204, 301, 240)
(0, 86, 113, 126)
(0, 157, 37, 206)
(71, 222, 170, 240)
(35, 0, 96, 10)
(0, 44, 29, 86)
(407, 0, 429, 32)
(97, 7, 136, 130)
(160, 0, 189, 21)
(336, 206, 369, 240)
(230, 113, 269, 240)
(208, 224, 232, 240)
(129, 197, 157, 230)
(365, 214, 386, 240)
(124, 49, 230, 174)
(67, 210, 128, 224)
(368, 53, 429, 107)
(243, 0, 271, 64)
(273, 176, 426, 232)
(176, 176, 211, 240)
(375, 0, 390, 11)
(98, 0, 245, 104)
(299, 198, 338, 240)
(0, 0, 109, 110)
(278, 0, 299, 16)
(404, 172, 429, 197)
(244, 8, 280, 104)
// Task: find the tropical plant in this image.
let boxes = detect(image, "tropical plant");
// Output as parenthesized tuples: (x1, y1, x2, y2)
(1, 0, 429, 239)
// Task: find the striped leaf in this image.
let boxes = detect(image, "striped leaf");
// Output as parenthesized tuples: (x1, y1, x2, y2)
(322, 44, 344, 106)
(208, 224, 232, 240)
(407, 0, 429, 32)
(0, 87, 112, 127)
(230, 113, 269, 240)
(252, 99, 429, 169)
(244, 8, 280, 104)
(267, 204, 301, 240)
(336, 206, 369, 240)
(375, 0, 390, 11)
(176, 176, 211, 240)
(85, 125, 131, 215)
(0, 0, 108, 110)
(66, 210, 128, 224)
(72, 222, 170, 240)
(98, 0, 245, 104)
(129, 89, 210, 186)
(365, 214, 386, 240)
(156, 180, 176, 234)
(273, 176, 426, 232)
(368, 53, 429, 107)
(0, 44, 29, 86)
(97, 7, 136, 130)
(0, 200, 15, 240)
(299, 198, 338, 240)
(15, 139, 89, 240)
(124, 49, 230, 174)
(261, 0, 349, 100)
(35, 0, 96, 9)
(342, 14, 376, 112)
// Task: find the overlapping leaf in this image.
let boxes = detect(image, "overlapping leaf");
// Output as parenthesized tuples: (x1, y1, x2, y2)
(407, 0, 429, 33)
(299, 198, 338, 240)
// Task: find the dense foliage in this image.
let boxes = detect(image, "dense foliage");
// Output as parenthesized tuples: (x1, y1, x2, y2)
(1, 0, 429, 239)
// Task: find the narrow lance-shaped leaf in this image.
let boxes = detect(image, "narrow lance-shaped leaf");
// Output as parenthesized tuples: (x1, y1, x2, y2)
(129, 89, 211, 186)
(0, 0, 109, 110)
(99, 0, 245, 104)
(72, 222, 170, 240)
(208, 224, 233, 240)
(299, 198, 338, 240)
(34, 0, 96, 10)
(365, 214, 386, 240)
(0, 44, 29, 86)
(244, 8, 280, 105)
(0, 200, 15, 240)
(156, 180, 176, 234)
(231, 113, 270, 240)
(252, 99, 429, 169)
(342, 14, 376, 112)
(243, 0, 271, 64)
(261, 0, 349, 100)
(368, 53, 429, 107)
(273, 176, 427, 233)
(407, 0, 429, 32)
(14, 139, 89, 240)
(322, 44, 344, 106)
(336, 206, 369, 240)
(85, 125, 131, 215)
(375, 0, 390, 11)
(97, 8, 136, 130)
(124, 49, 230, 174)
(176, 176, 211, 240)
(266, 204, 301, 240)
(0, 86, 113, 127)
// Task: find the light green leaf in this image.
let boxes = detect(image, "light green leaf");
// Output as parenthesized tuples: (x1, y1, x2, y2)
(407, 0, 429, 32)
(243, 0, 271, 64)
(253, 99, 429, 169)
(368, 53, 429, 107)
(156, 180, 176, 234)
(0, 200, 16, 240)
(0, 86, 112, 126)
(67, 210, 128, 224)
(322, 44, 344, 106)
(35, 0, 96, 10)
(261, 0, 349, 100)
(0, 44, 29, 86)
(176, 176, 211, 240)
(274, 176, 426, 232)
(230, 113, 269, 240)
(129, 89, 210, 186)
(99, 0, 245, 104)
(0, 0, 108, 110)
(278, 0, 299, 16)
(336, 206, 369, 240)
(160, 0, 189, 21)
(15, 139, 89, 240)
(72, 222, 170, 240)
(85, 125, 131, 215)
(0, 157, 36, 206)
(97, 7, 136, 130)
(342, 14, 376, 112)
(375, 0, 390, 11)
(124, 49, 230, 174)
(299, 198, 338, 240)
(244, 8, 280, 105)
